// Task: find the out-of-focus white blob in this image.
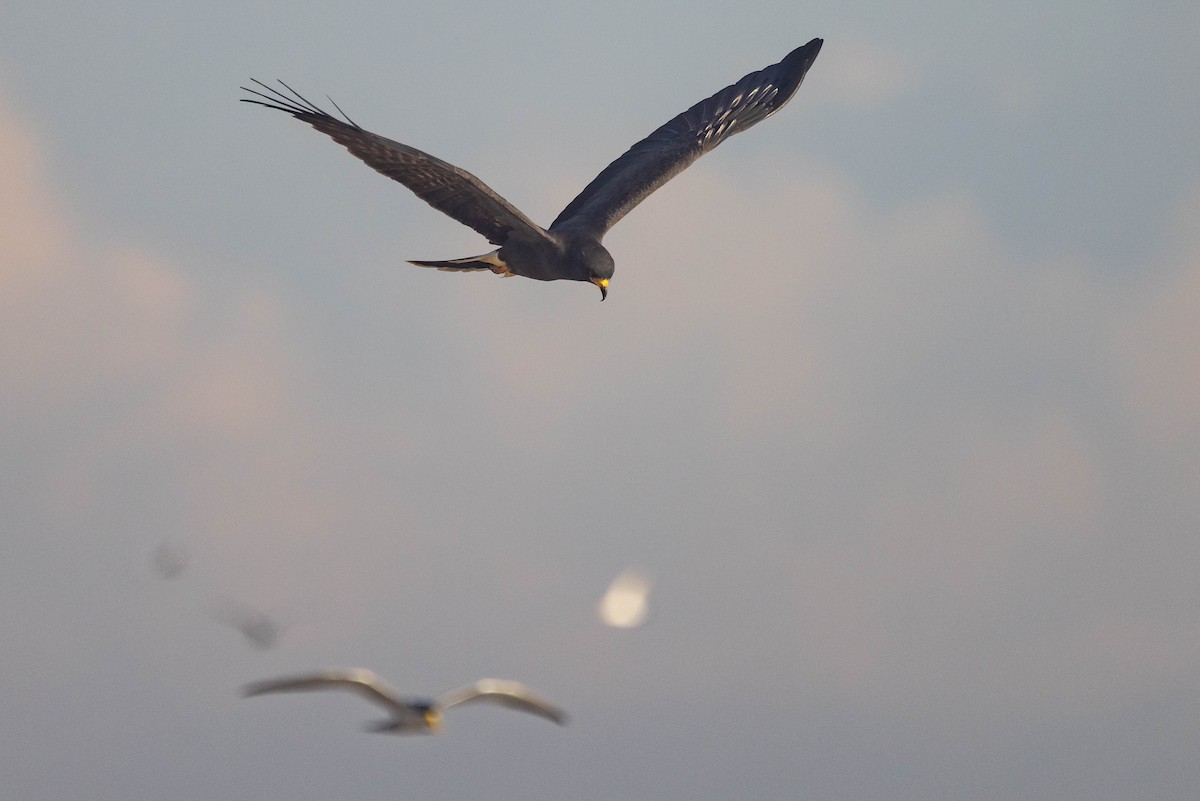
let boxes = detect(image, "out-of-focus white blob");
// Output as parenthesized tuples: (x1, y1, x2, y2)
(597, 569, 653, 628)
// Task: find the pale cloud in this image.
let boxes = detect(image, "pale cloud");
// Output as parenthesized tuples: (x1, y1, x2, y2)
(1113, 186, 1200, 445)
(0, 92, 389, 650)
(807, 38, 920, 109)
(0, 93, 65, 267)
(146, 290, 294, 439)
(678, 168, 867, 443)
(509, 163, 1200, 716)
(956, 416, 1102, 541)
(778, 415, 1129, 715)
(773, 185, 1200, 716)
(0, 89, 294, 458)
(0, 104, 191, 405)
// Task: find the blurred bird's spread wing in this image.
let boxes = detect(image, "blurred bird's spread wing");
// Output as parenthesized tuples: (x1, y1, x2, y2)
(243, 669, 413, 717)
(549, 38, 823, 237)
(241, 81, 552, 247)
(437, 679, 568, 725)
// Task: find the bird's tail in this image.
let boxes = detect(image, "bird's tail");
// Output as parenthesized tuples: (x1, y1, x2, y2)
(407, 249, 512, 275)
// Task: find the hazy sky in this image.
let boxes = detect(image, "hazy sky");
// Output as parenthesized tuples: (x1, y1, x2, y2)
(3, 2, 1199, 800)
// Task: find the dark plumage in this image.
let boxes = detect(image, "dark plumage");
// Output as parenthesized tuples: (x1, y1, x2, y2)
(242, 38, 822, 300)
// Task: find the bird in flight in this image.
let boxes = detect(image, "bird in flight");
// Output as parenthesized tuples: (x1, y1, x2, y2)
(211, 600, 282, 649)
(242, 38, 822, 300)
(243, 669, 567, 734)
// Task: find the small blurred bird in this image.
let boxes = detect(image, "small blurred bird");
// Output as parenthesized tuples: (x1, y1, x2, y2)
(213, 602, 281, 649)
(148, 542, 188, 579)
(243, 669, 567, 734)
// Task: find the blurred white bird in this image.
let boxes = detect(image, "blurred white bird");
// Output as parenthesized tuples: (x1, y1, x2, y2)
(243, 669, 567, 734)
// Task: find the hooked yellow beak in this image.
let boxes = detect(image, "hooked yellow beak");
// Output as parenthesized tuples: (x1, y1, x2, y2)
(423, 709, 443, 733)
(591, 277, 609, 301)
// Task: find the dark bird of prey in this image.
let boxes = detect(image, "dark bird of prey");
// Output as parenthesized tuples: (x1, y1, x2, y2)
(243, 669, 567, 734)
(241, 38, 822, 300)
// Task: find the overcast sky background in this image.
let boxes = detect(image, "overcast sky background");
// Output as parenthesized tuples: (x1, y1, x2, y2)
(3, 2, 1199, 800)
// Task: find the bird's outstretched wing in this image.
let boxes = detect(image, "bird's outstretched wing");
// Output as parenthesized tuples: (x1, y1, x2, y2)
(243, 669, 414, 717)
(437, 679, 568, 725)
(241, 81, 551, 247)
(549, 38, 823, 237)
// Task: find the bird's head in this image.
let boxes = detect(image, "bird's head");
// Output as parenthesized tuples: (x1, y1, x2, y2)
(418, 704, 444, 734)
(565, 238, 614, 301)
(588, 247, 614, 301)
